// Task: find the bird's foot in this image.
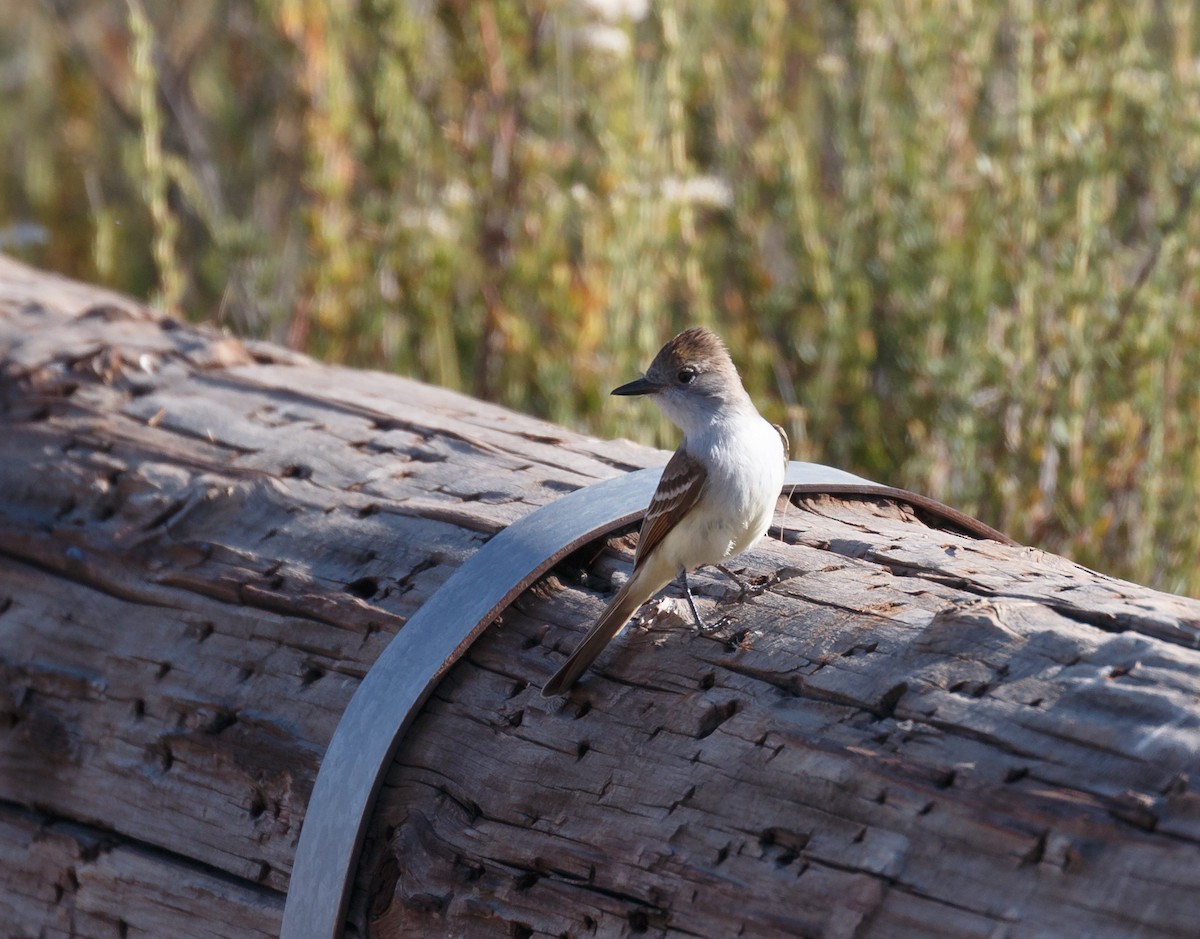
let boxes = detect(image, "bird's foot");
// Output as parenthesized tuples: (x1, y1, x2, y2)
(694, 614, 734, 637)
(715, 565, 776, 603)
(676, 569, 723, 634)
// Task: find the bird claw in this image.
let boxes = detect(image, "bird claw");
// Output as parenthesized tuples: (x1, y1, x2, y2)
(694, 614, 733, 637)
(715, 565, 775, 603)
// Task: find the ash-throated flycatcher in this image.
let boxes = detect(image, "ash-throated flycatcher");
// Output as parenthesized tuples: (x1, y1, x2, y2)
(542, 326, 789, 696)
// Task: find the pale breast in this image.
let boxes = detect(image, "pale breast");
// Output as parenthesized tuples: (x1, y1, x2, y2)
(660, 415, 785, 572)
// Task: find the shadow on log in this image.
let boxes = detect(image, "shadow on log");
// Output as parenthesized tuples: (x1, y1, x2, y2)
(2, 255, 1199, 938)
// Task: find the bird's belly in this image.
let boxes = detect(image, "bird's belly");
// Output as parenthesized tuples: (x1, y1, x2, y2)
(651, 415, 785, 577)
(655, 498, 774, 575)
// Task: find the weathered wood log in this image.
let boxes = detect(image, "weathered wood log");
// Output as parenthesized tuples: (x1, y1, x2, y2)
(2, 255, 1199, 938)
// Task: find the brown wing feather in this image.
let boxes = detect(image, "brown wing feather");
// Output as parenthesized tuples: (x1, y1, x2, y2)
(773, 423, 790, 467)
(633, 446, 707, 570)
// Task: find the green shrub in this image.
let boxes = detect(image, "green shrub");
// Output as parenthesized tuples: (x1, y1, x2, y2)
(3, 0, 1197, 594)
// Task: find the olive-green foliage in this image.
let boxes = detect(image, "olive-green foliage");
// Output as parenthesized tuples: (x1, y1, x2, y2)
(3, 1, 1198, 595)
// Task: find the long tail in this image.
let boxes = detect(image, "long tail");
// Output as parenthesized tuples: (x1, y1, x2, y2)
(542, 571, 661, 696)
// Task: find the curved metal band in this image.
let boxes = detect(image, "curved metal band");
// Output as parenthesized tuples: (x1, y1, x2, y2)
(280, 462, 1011, 939)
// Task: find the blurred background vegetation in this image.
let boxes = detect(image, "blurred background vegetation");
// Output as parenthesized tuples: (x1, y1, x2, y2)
(2, 0, 1199, 596)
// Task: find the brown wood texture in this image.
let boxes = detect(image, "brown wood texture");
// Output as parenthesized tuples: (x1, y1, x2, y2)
(2, 255, 1199, 938)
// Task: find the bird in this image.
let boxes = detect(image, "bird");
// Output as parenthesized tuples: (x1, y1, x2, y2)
(542, 326, 789, 696)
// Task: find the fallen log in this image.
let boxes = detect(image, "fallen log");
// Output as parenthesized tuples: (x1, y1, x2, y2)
(1, 255, 1198, 938)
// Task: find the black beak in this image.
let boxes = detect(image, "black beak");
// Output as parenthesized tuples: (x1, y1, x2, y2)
(611, 376, 661, 396)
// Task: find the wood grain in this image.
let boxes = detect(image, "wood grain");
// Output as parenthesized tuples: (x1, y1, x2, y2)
(356, 511, 1200, 938)
(2, 255, 1198, 937)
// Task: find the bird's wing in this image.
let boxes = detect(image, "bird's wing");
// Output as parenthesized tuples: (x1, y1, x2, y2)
(772, 423, 790, 467)
(633, 446, 708, 570)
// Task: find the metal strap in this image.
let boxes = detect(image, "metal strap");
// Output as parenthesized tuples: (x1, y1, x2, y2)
(280, 462, 1011, 939)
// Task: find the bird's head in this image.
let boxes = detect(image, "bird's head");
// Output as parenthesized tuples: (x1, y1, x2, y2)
(612, 327, 750, 433)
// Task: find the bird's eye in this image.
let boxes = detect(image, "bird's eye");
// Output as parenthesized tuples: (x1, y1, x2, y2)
(677, 366, 697, 384)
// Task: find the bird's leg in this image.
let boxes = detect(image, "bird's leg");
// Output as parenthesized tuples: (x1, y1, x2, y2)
(679, 570, 709, 632)
(681, 570, 704, 628)
(715, 564, 751, 600)
(715, 564, 776, 603)
(679, 571, 731, 635)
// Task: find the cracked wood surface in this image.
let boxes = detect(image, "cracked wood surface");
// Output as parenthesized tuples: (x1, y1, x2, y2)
(2, 256, 1199, 938)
